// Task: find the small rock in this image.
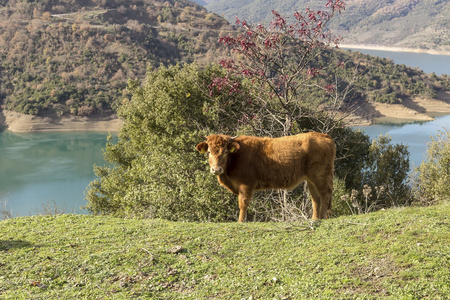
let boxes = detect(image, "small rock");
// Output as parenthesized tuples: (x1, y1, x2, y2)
(167, 268, 178, 276)
(167, 245, 183, 254)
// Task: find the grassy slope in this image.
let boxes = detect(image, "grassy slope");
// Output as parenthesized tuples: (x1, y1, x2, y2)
(0, 204, 449, 299)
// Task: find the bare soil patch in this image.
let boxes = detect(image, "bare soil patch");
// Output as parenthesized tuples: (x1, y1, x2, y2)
(0, 110, 122, 133)
(348, 91, 450, 125)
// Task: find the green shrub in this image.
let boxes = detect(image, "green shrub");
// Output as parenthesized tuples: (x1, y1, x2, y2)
(86, 63, 241, 221)
(363, 134, 411, 206)
(413, 129, 450, 204)
(333, 133, 411, 215)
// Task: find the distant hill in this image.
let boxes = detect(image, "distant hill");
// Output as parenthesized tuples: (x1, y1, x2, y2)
(0, 0, 233, 116)
(203, 0, 450, 53)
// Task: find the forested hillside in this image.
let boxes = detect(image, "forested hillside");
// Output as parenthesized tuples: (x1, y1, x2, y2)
(338, 50, 449, 104)
(203, 0, 450, 52)
(0, 0, 233, 116)
(0, 0, 449, 118)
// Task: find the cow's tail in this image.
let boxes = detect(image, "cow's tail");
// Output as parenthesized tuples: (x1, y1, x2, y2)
(328, 137, 336, 218)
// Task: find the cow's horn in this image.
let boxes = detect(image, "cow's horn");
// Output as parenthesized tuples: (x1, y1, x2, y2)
(228, 136, 238, 140)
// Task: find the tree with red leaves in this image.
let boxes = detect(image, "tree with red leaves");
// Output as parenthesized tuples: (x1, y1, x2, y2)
(210, 0, 353, 136)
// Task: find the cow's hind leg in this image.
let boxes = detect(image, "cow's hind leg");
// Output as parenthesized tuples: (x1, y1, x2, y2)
(319, 186, 332, 219)
(307, 180, 322, 220)
(307, 180, 332, 220)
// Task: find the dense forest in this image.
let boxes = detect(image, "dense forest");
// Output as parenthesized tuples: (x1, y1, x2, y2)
(0, 0, 449, 117)
(203, 0, 450, 52)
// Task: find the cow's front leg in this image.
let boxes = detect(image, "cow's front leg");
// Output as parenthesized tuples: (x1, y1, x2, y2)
(238, 186, 253, 222)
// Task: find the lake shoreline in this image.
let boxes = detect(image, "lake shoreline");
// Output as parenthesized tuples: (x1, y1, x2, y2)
(340, 44, 450, 56)
(346, 91, 450, 126)
(1, 91, 450, 132)
(0, 110, 122, 133)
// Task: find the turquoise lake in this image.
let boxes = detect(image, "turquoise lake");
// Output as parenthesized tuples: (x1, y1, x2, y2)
(0, 132, 115, 216)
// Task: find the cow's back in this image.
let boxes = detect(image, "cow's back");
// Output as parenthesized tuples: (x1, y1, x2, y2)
(227, 132, 335, 190)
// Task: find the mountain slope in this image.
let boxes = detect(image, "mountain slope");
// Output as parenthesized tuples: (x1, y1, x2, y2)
(204, 0, 450, 52)
(0, 0, 448, 122)
(0, 0, 233, 116)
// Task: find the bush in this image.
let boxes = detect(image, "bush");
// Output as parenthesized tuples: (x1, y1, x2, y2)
(331, 133, 411, 216)
(412, 129, 450, 205)
(363, 134, 411, 207)
(86, 64, 242, 221)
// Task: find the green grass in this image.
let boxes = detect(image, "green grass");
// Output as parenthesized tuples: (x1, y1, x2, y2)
(1, 204, 449, 299)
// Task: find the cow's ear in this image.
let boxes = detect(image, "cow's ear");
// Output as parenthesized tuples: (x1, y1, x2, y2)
(196, 142, 208, 154)
(228, 142, 240, 153)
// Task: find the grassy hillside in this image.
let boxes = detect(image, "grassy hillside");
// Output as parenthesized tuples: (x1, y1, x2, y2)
(1, 203, 449, 299)
(204, 0, 450, 52)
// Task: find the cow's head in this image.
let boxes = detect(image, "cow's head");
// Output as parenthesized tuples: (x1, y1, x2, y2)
(196, 135, 240, 175)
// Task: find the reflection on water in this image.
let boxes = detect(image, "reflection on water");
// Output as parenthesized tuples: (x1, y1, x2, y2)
(0, 131, 116, 216)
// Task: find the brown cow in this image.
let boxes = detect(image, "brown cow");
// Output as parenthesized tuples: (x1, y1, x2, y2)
(196, 132, 336, 222)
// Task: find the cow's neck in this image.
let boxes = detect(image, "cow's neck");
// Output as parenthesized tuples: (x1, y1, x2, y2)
(217, 173, 230, 186)
(217, 173, 238, 195)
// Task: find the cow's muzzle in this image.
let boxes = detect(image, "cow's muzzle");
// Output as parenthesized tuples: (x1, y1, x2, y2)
(210, 166, 223, 175)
